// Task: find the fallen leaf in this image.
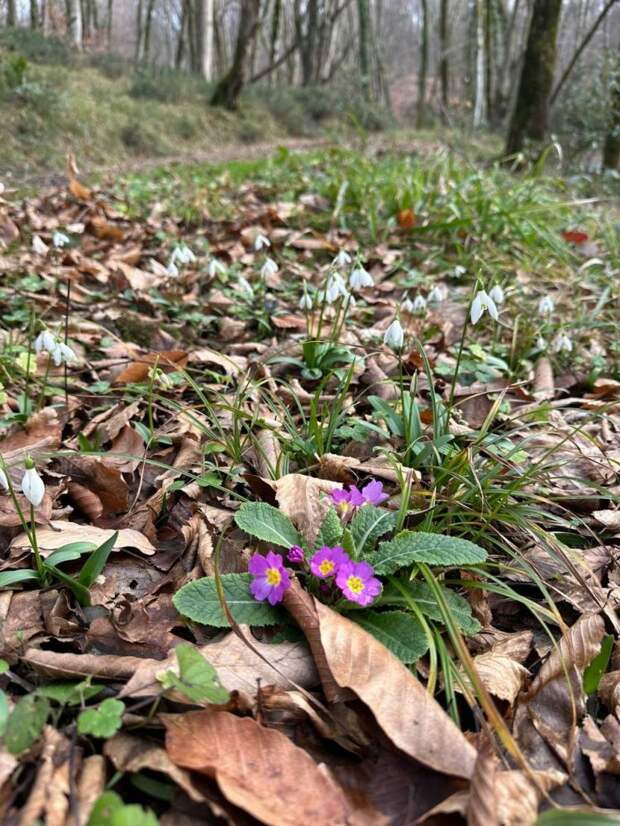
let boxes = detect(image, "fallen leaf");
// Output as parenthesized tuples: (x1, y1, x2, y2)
(11, 522, 155, 556)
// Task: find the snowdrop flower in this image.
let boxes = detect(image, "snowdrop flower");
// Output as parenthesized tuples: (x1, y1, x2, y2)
(454, 265, 466, 278)
(32, 235, 48, 256)
(51, 341, 76, 366)
(552, 333, 573, 354)
(383, 318, 405, 351)
(470, 290, 499, 325)
(207, 258, 227, 278)
(325, 273, 348, 304)
(538, 295, 555, 317)
(333, 249, 352, 268)
(170, 244, 196, 267)
(428, 285, 447, 303)
(0, 467, 8, 492)
(412, 295, 427, 313)
(299, 292, 313, 310)
(401, 297, 415, 314)
(52, 231, 70, 249)
(260, 257, 278, 279)
(489, 285, 505, 305)
(237, 275, 254, 297)
(349, 266, 373, 290)
(254, 233, 270, 251)
(166, 260, 180, 278)
(536, 336, 547, 351)
(22, 460, 44, 507)
(34, 330, 57, 354)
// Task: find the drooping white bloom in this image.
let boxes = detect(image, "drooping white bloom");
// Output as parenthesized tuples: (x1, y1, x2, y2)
(383, 318, 405, 351)
(552, 333, 573, 354)
(254, 233, 270, 251)
(401, 297, 415, 314)
(412, 295, 427, 313)
(428, 285, 447, 303)
(35, 330, 57, 354)
(489, 285, 505, 305)
(207, 258, 227, 278)
(0, 467, 8, 491)
(52, 231, 70, 248)
(325, 273, 348, 304)
(454, 265, 467, 278)
(51, 341, 76, 366)
(166, 260, 180, 278)
(536, 336, 547, 351)
(170, 244, 196, 267)
(237, 275, 254, 297)
(260, 257, 278, 279)
(32, 235, 49, 256)
(299, 292, 313, 310)
(470, 290, 499, 325)
(333, 249, 352, 268)
(21, 465, 45, 507)
(538, 295, 555, 316)
(349, 266, 373, 290)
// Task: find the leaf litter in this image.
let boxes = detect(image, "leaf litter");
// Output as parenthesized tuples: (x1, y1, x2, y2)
(0, 147, 619, 823)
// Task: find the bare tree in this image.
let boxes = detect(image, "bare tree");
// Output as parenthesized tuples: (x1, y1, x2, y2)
(473, 0, 487, 127)
(603, 42, 620, 169)
(6, 0, 16, 26)
(196, 0, 215, 80)
(211, 0, 261, 108)
(505, 0, 563, 156)
(417, 0, 429, 127)
(439, 0, 449, 117)
(65, 0, 83, 47)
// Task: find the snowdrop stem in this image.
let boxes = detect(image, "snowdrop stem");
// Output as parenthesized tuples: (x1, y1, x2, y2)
(314, 292, 328, 340)
(29, 503, 44, 577)
(332, 293, 351, 343)
(64, 278, 71, 406)
(37, 356, 52, 411)
(24, 308, 36, 418)
(448, 309, 470, 410)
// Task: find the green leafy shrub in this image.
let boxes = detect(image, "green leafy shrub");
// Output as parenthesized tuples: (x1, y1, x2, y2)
(129, 67, 211, 103)
(0, 27, 74, 65)
(87, 50, 129, 80)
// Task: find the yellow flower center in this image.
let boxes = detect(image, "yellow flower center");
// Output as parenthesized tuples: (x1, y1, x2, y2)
(319, 560, 335, 576)
(347, 575, 365, 595)
(266, 568, 282, 586)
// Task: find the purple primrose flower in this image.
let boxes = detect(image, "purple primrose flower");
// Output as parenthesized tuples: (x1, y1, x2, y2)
(330, 478, 388, 513)
(287, 545, 305, 564)
(336, 560, 382, 606)
(310, 545, 349, 579)
(248, 551, 290, 605)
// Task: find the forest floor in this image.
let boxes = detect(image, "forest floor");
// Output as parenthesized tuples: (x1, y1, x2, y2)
(0, 142, 619, 825)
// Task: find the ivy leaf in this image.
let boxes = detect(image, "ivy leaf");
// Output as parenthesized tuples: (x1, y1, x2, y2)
(88, 791, 159, 826)
(37, 680, 104, 706)
(234, 502, 302, 548)
(315, 507, 343, 549)
(158, 644, 230, 705)
(5, 693, 50, 754)
(78, 698, 125, 738)
(380, 580, 481, 634)
(350, 505, 397, 556)
(370, 531, 487, 574)
(173, 573, 284, 628)
(350, 611, 428, 664)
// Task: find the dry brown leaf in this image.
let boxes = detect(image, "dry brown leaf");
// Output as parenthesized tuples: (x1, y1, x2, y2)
(11, 521, 155, 556)
(599, 671, 620, 716)
(113, 349, 188, 385)
(469, 651, 530, 704)
(18, 726, 70, 826)
(23, 647, 151, 680)
(66, 756, 106, 826)
(104, 732, 205, 802)
(119, 631, 318, 699)
(466, 740, 499, 826)
(533, 356, 555, 401)
(313, 598, 477, 778)
(90, 215, 125, 242)
(274, 473, 340, 546)
(593, 510, 620, 531)
(67, 481, 104, 521)
(163, 710, 375, 825)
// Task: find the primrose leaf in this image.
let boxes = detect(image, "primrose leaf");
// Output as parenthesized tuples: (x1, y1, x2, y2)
(234, 502, 302, 548)
(173, 573, 284, 628)
(370, 531, 487, 574)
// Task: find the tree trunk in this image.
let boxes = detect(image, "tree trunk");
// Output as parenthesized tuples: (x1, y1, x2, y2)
(6, 0, 16, 26)
(143, 0, 156, 62)
(176, 0, 188, 69)
(494, 0, 520, 125)
(357, 0, 371, 100)
(505, 0, 563, 156)
(134, 0, 144, 62)
(210, 0, 260, 109)
(268, 0, 281, 85)
(30, 0, 39, 28)
(106, 0, 113, 49)
(603, 45, 620, 170)
(439, 0, 449, 117)
(196, 0, 214, 80)
(473, 0, 487, 127)
(65, 0, 83, 48)
(416, 0, 428, 128)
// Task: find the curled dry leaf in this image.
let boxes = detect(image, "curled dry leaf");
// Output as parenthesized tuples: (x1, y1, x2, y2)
(532, 356, 555, 401)
(10, 521, 156, 556)
(119, 631, 318, 700)
(466, 740, 499, 826)
(598, 671, 620, 716)
(23, 648, 150, 681)
(163, 710, 381, 826)
(313, 598, 477, 779)
(66, 755, 106, 826)
(514, 614, 606, 772)
(468, 651, 530, 704)
(104, 732, 206, 803)
(274, 473, 340, 547)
